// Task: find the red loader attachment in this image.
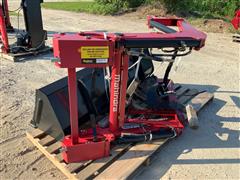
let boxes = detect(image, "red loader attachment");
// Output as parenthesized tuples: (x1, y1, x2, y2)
(32, 16, 206, 163)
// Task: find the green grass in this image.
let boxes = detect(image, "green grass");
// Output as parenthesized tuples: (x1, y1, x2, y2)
(41, 1, 94, 13)
(42, 0, 239, 18)
(42, 1, 120, 15)
(9, 12, 19, 16)
(41, 1, 239, 33)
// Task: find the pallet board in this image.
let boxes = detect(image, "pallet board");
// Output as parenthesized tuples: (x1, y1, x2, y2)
(26, 86, 214, 179)
(95, 140, 167, 180)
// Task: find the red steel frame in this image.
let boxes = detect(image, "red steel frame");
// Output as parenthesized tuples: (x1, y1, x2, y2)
(67, 68, 79, 144)
(0, 4, 9, 53)
(2, 0, 13, 30)
(231, 10, 240, 30)
(109, 47, 129, 132)
(53, 17, 206, 163)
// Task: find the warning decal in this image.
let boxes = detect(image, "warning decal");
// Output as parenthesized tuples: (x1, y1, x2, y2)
(80, 46, 109, 59)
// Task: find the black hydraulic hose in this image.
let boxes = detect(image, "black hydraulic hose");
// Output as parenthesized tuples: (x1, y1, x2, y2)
(91, 69, 97, 99)
(116, 128, 175, 144)
(127, 48, 192, 63)
(90, 114, 98, 142)
(163, 50, 178, 87)
(163, 62, 174, 87)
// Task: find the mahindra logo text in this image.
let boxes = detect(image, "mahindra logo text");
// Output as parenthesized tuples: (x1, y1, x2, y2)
(113, 74, 120, 112)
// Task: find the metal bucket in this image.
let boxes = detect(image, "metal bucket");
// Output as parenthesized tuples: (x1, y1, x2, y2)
(31, 57, 154, 140)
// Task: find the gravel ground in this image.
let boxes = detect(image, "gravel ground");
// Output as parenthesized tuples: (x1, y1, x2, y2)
(0, 1, 240, 180)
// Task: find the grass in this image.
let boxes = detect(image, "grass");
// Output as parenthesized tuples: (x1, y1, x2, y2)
(41, 1, 94, 13)
(9, 12, 19, 16)
(41, 1, 239, 33)
(42, 1, 121, 15)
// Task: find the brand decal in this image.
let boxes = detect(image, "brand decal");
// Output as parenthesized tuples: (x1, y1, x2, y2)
(113, 74, 120, 112)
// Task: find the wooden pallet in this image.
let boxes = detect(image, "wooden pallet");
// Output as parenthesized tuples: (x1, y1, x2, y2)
(26, 86, 214, 179)
(0, 47, 52, 62)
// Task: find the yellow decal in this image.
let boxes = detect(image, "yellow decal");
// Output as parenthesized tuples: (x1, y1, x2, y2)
(80, 46, 109, 59)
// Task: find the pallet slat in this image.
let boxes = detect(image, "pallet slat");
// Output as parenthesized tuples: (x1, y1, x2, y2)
(46, 141, 62, 154)
(54, 153, 64, 162)
(187, 92, 214, 113)
(39, 135, 56, 146)
(186, 104, 199, 129)
(30, 128, 45, 138)
(178, 89, 199, 105)
(66, 162, 86, 173)
(95, 139, 168, 180)
(26, 132, 78, 180)
(76, 144, 131, 179)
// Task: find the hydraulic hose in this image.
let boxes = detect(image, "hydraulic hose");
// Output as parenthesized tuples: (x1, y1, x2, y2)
(116, 128, 176, 144)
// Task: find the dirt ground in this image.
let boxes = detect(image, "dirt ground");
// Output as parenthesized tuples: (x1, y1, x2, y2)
(0, 1, 240, 180)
